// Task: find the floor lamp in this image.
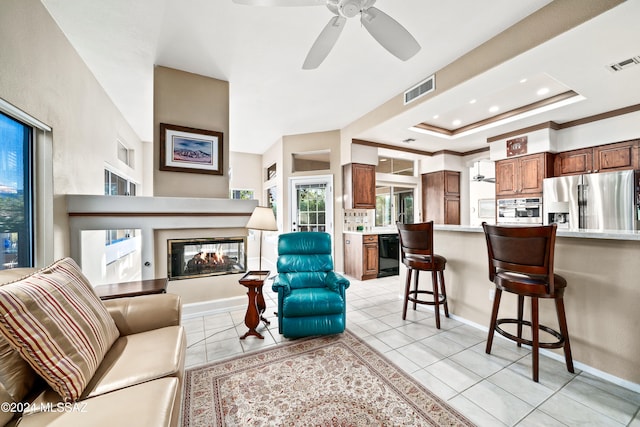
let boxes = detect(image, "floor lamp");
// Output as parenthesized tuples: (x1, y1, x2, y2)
(246, 206, 277, 271)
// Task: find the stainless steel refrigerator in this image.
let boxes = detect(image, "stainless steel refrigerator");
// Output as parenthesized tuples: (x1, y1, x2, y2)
(543, 170, 639, 231)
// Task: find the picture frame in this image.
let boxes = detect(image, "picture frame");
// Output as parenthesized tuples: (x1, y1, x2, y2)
(506, 136, 527, 157)
(159, 123, 223, 175)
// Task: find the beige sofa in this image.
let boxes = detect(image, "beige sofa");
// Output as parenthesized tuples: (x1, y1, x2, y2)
(0, 261, 186, 427)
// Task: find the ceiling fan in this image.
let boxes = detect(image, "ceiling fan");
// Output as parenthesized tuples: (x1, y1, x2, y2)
(232, 0, 421, 69)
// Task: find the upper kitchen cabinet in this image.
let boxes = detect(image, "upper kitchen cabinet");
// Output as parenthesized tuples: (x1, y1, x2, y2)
(593, 139, 639, 173)
(554, 139, 640, 177)
(554, 147, 594, 176)
(343, 163, 376, 209)
(496, 152, 553, 197)
(422, 170, 460, 224)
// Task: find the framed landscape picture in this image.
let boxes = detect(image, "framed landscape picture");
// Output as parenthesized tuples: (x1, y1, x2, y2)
(159, 123, 223, 175)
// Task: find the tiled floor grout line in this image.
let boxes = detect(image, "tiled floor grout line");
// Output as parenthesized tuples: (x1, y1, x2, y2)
(351, 303, 630, 427)
(183, 278, 640, 427)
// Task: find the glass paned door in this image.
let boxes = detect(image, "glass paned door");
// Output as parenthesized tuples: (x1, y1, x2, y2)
(290, 176, 333, 234)
(395, 187, 414, 224)
(375, 186, 392, 227)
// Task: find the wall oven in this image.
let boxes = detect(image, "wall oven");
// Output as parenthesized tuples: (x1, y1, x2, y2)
(497, 197, 543, 224)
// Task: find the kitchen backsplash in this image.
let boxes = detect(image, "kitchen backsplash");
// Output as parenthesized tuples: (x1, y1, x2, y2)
(344, 209, 374, 232)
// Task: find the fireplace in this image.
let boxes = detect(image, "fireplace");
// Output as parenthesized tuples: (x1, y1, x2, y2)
(168, 237, 247, 280)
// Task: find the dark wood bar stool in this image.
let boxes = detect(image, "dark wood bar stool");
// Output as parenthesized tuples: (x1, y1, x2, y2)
(397, 221, 449, 329)
(482, 222, 574, 382)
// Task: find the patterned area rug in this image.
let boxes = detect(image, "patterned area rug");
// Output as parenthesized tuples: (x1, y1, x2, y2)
(182, 330, 475, 426)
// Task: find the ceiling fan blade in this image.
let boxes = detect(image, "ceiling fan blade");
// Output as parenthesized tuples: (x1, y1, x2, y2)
(232, 0, 325, 6)
(360, 7, 420, 61)
(302, 16, 347, 70)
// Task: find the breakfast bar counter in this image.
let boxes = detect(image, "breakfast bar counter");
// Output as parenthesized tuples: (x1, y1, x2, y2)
(434, 224, 640, 241)
(417, 225, 640, 387)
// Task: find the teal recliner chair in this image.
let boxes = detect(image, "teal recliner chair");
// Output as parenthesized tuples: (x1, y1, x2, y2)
(272, 232, 350, 338)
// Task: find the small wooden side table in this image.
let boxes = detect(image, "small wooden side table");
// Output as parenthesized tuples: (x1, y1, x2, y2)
(94, 278, 167, 300)
(238, 270, 270, 340)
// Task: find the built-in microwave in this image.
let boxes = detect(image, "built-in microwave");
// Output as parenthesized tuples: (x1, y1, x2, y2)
(497, 197, 543, 224)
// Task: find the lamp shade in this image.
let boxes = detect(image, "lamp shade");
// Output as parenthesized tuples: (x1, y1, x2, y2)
(246, 206, 277, 231)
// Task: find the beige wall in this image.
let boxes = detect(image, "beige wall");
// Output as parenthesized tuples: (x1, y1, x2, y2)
(0, 0, 145, 264)
(255, 131, 346, 271)
(230, 152, 263, 202)
(229, 152, 265, 268)
(428, 229, 640, 385)
(283, 131, 345, 269)
(153, 66, 230, 198)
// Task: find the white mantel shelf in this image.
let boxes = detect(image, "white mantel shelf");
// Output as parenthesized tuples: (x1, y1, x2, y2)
(67, 195, 257, 216)
(66, 195, 258, 280)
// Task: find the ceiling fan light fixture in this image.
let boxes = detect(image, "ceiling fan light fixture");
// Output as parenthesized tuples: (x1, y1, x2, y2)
(339, 0, 362, 18)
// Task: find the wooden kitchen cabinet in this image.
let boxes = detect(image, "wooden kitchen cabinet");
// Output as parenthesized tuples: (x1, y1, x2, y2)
(593, 140, 639, 172)
(343, 163, 376, 209)
(554, 147, 594, 176)
(421, 170, 460, 224)
(344, 233, 378, 280)
(553, 140, 640, 177)
(495, 152, 553, 197)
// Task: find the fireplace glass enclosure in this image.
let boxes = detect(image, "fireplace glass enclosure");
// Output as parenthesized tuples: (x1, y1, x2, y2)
(168, 237, 247, 280)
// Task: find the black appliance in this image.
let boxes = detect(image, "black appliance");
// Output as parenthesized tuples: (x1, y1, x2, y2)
(377, 234, 399, 278)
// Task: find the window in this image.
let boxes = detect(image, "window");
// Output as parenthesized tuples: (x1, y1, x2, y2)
(267, 163, 277, 180)
(104, 169, 137, 253)
(267, 187, 277, 220)
(375, 186, 415, 227)
(293, 182, 327, 232)
(117, 140, 134, 168)
(376, 157, 414, 176)
(0, 112, 33, 269)
(291, 150, 330, 173)
(105, 169, 136, 196)
(230, 189, 254, 200)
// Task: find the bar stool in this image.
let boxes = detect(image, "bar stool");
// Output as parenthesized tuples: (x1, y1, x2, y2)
(482, 222, 574, 382)
(396, 221, 449, 329)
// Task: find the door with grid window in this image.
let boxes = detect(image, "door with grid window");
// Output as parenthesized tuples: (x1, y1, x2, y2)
(289, 176, 333, 235)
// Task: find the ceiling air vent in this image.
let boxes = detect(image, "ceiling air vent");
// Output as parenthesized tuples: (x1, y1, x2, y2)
(607, 55, 640, 72)
(404, 74, 435, 105)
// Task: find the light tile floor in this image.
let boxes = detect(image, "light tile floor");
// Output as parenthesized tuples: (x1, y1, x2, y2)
(182, 275, 640, 427)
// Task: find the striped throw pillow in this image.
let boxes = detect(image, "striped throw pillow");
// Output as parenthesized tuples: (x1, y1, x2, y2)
(0, 258, 119, 402)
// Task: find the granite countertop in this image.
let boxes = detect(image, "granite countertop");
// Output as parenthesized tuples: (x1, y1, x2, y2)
(343, 224, 640, 240)
(432, 224, 640, 241)
(343, 228, 398, 235)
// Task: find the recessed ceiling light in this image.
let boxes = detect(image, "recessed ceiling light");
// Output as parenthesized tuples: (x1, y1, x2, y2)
(469, 99, 477, 104)
(489, 105, 499, 113)
(380, 158, 388, 161)
(520, 78, 528, 83)
(432, 114, 439, 119)
(537, 87, 550, 96)
(452, 119, 462, 126)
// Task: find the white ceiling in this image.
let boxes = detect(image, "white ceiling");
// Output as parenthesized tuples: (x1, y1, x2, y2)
(40, 0, 640, 155)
